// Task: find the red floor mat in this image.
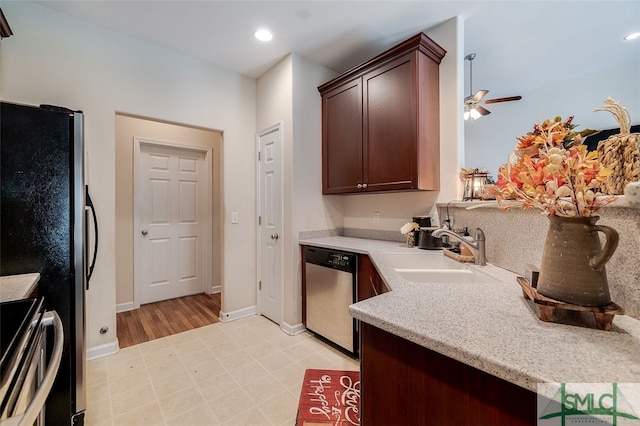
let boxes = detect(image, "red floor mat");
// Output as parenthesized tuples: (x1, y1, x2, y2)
(296, 368, 360, 426)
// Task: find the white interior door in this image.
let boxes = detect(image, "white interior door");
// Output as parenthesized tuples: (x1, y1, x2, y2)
(258, 124, 284, 324)
(136, 141, 208, 305)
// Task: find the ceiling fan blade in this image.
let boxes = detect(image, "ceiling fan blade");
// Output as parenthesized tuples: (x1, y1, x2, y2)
(484, 95, 522, 104)
(472, 89, 489, 103)
(475, 105, 491, 116)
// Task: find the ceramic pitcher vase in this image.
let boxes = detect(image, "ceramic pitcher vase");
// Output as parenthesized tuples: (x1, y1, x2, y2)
(536, 215, 619, 307)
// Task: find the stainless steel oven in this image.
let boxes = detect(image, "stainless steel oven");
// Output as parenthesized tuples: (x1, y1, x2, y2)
(0, 298, 63, 426)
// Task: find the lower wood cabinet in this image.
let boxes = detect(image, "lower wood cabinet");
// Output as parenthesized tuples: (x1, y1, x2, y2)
(360, 323, 537, 425)
(357, 255, 388, 301)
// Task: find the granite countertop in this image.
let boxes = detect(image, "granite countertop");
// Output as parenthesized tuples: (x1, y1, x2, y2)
(299, 236, 640, 393)
(0, 273, 40, 302)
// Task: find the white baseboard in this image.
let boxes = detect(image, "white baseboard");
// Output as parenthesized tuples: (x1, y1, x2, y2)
(87, 340, 120, 360)
(281, 321, 306, 336)
(116, 302, 135, 313)
(219, 305, 256, 322)
(209, 285, 221, 294)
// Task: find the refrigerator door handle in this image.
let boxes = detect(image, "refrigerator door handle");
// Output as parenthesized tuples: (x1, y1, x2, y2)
(85, 187, 98, 289)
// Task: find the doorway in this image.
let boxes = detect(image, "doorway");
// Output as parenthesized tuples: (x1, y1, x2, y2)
(115, 114, 222, 313)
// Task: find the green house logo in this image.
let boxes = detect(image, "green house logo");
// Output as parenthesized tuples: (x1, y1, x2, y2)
(538, 383, 640, 426)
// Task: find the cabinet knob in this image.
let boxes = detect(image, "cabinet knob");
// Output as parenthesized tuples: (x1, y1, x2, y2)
(357, 183, 363, 189)
(362, 183, 368, 188)
(271, 233, 279, 240)
(141, 229, 149, 236)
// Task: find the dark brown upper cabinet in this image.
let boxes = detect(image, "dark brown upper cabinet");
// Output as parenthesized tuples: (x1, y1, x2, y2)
(319, 33, 446, 194)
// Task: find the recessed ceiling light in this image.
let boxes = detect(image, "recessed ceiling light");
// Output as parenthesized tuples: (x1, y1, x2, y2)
(624, 32, 640, 40)
(254, 29, 273, 42)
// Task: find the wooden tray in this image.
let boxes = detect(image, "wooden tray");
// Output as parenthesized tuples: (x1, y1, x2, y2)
(443, 248, 474, 263)
(516, 277, 624, 331)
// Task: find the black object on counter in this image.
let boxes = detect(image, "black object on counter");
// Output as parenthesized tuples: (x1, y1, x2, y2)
(412, 216, 432, 248)
(418, 227, 444, 250)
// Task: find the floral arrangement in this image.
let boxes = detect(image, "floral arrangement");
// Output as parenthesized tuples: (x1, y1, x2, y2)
(400, 222, 419, 235)
(400, 222, 419, 247)
(512, 116, 596, 156)
(490, 116, 617, 217)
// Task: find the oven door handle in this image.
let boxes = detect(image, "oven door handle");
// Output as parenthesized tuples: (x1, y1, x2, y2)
(1, 311, 63, 426)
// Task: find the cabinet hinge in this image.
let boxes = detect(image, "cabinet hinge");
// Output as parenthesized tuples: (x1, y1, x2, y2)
(259, 280, 262, 290)
(258, 216, 262, 225)
(258, 151, 261, 161)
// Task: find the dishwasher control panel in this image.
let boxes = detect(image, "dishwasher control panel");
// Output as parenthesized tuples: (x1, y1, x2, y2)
(329, 253, 351, 268)
(304, 246, 356, 273)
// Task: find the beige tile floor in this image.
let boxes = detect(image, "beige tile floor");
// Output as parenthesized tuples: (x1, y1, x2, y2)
(86, 315, 360, 425)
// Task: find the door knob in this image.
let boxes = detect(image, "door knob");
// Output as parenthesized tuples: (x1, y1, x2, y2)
(271, 233, 279, 240)
(141, 229, 148, 236)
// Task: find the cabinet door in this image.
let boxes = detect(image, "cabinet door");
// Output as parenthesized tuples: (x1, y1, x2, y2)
(322, 78, 363, 194)
(357, 255, 387, 301)
(361, 324, 536, 425)
(363, 53, 418, 191)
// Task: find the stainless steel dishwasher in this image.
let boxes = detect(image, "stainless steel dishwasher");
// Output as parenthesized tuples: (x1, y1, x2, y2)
(304, 246, 357, 356)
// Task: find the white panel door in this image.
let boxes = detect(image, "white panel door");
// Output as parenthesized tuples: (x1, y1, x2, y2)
(258, 125, 283, 324)
(139, 143, 205, 304)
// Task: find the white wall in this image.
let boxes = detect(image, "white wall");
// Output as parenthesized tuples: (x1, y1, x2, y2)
(291, 55, 343, 235)
(0, 2, 257, 356)
(465, 61, 640, 178)
(342, 17, 464, 230)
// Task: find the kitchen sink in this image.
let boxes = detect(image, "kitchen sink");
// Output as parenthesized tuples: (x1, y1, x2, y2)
(383, 253, 498, 284)
(394, 268, 499, 284)
(382, 253, 465, 270)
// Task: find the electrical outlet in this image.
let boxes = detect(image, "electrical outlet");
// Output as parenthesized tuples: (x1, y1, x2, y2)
(373, 212, 380, 223)
(231, 211, 239, 224)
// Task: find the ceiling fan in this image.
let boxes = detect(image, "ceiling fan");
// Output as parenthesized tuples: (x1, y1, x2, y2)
(464, 53, 522, 120)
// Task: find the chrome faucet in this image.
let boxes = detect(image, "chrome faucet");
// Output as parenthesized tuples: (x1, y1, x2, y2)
(432, 227, 486, 266)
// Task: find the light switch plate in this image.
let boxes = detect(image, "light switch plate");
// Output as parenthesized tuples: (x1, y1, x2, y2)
(231, 211, 239, 224)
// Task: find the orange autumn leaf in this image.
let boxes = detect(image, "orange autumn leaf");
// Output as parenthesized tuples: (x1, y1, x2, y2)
(491, 116, 617, 217)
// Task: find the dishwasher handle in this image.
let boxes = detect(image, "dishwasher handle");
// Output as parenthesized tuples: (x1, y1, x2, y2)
(0, 311, 64, 426)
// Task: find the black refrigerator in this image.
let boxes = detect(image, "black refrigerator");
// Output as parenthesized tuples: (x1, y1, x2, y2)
(1, 101, 98, 425)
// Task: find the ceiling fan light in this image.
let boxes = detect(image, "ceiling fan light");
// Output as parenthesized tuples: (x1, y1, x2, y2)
(254, 29, 273, 42)
(469, 108, 482, 120)
(464, 110, 470, 120)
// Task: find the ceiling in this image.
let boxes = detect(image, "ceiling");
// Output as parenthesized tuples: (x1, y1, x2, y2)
(31, 1, 640, 98)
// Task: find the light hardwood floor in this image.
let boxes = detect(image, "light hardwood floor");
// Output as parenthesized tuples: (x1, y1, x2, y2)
(116, 293, 221, 348)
